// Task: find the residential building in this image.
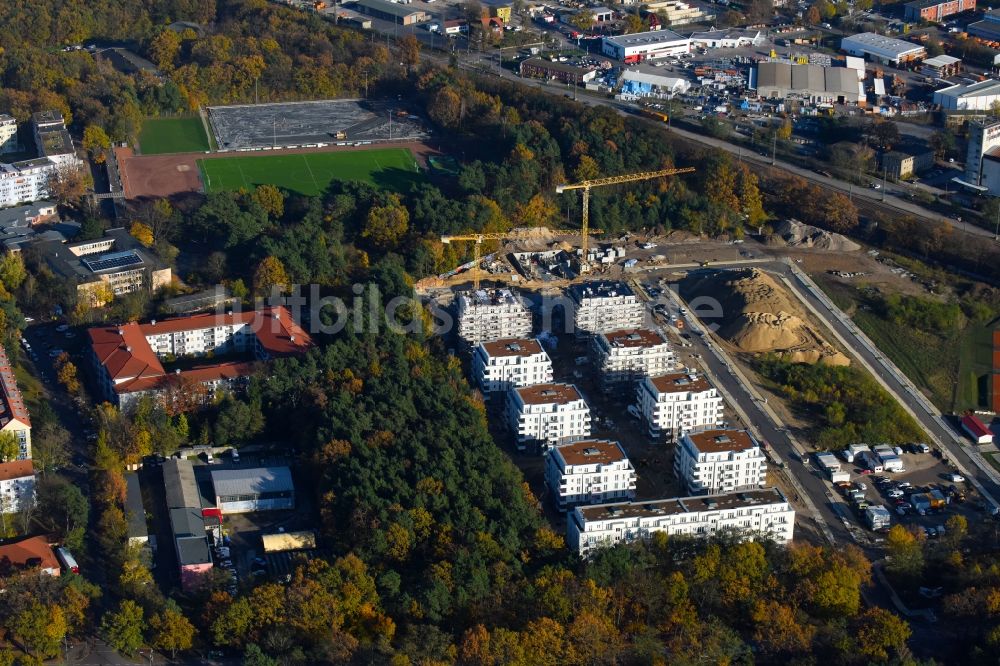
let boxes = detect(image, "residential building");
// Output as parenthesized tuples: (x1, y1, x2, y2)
(903, 0, 975, 22)
(592, 328, 674, 390)
(920, 54, 961, 78)
(567, 281, 644, 337)
(840, 33, 926, 66)
(0, 344, 30, 459)
(935, 79, 1000, 112)
(881, 150, 934, 180)
(689, 29, 766, 49)
(0, 115, 17, 154)
(961, 413, 994, 444)
(519, 58, 599, 84)
(601, 29, 691, 63)
(751, 62, 864, 104)
(95, 48, 161, 77)
(210, 467, 295, 514)
(456, 288, 532, 346)
(637, 372, 723, 441)
(959, 119, 1000, 195)
(545, 439, 636, 509)
(0, 459, 35, 514)
(675, 429, 767, 495)
(31, 111, 77, 167)
(968, 8, 1000, 41)
(482, 0, 514, 22)
(0, 535, 60, 576)
(88, 306, 313, 408)
(0, 201, 57, 230)
(125, 472, 148, 545)
(472, 337, 553, 399)
(567, 488, 795, 555)
(351, 0, 429, 25)
(33, 227, 172, 305)
(642, 0, 712, 26)
(0, 110, 82, 208)
(507, 382, 591, 451)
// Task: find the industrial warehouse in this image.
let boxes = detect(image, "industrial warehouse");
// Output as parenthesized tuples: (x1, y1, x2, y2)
(751, 62, 864, 104)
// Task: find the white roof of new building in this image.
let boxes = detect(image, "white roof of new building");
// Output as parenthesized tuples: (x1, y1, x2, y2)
(844, 55, 865, 72)
(621, 69, 690, 88)
(211, 467, 294, 498)
(604, 29, 688, 48)
(923, 54, 960, 67)
(841, 32, 925, 60)
(935, 78, 1000, 101)
(873, 78, 886, 96)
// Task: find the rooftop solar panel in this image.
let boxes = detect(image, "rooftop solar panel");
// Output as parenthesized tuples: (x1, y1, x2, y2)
(83, 250, 143, 273)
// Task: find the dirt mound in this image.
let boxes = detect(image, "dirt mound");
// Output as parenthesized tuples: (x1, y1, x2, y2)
(772, 219, 861, 252)
(681, 268, 849, 366)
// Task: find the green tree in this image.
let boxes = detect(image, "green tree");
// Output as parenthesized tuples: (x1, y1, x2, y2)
(569, 10, 595, 32)
(0, 430, 18, 462)
(82, 125, 111, 163)
(361, 195, 409, 251)
(102, 600, 145, 656)
(149, 606, 195, 658)
(0, 252, 27, 290)
(855, 607, 911, 661)
(32, 421, 71, 477)
(884, 525, 924, 582)
(243, 644, 278, 666)
(11, 602, 67, 659)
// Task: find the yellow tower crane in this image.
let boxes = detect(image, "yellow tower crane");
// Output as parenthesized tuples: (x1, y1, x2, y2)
(555, 167, 696, 270)
(441, 227, 604, 290)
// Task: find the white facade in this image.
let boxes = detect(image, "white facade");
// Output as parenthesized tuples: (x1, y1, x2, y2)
(0, 116, 17, 154)
(144, 322, 256, 358)
(568, 281, 644, 337)
(456, 288, 532, 346)
(840, 32, 926, 65)
(689, 29, 765, 49)
(935, 79, 1000, 112)
(638, 372, 723, 441)
(507, 383, 591, 450)
(0, 461, 35, 514)
(602, 30, 691, 62)
(0, 111, 81, 209)
(675, 429, 767, 495)
(568, 488, 795, 555)
(545, 439, 636, 509)
(472, 337, 552, 399)
(592, 328, 674, 390)
(962, 119, 1000, 195)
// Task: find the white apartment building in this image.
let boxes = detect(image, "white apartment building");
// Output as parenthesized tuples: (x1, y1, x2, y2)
(0, 115, 17, 154)
(472, 337, 552, 399)
(592, 328, 674, 390)
(567, 488, 795, 555)
(456, 288, 532, 346)
(637, 372, 723, 441)
(567, 281, 644, 337)
(545, 439, 636, 509)
(0, 110, 81, 208)
(507, 383, 591, 451)
(0, 344, 31, 459)
(675, 429, 767, 495)
(0, 459, 36, 513)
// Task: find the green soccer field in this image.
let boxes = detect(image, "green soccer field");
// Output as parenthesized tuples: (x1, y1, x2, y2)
(138, 117, 212, 155)
(197, 148, 422, 196)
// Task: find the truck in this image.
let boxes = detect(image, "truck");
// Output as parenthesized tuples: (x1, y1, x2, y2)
(813, 452, 841, 473)
(55, 547, 80, 574)
(865, 505, 892, 530)
(880, 454, 904, 473)
(829, 470, 851, 484)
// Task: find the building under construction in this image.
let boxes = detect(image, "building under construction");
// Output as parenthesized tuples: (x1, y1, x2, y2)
(567, 281, 644, 338)
(457, 288, 532, 347)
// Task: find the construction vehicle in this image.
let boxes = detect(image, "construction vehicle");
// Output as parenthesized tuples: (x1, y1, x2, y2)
(440, 227, 604, 290)
(641, 109, 669, 123)
(555, 167, 695, 272)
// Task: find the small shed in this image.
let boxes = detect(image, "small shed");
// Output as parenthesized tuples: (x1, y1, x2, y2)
(961, 414, 993, 444)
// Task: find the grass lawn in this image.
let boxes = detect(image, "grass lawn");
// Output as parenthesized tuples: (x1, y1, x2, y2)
(139, 117, 211, 155)
(198, 148, 422, 196)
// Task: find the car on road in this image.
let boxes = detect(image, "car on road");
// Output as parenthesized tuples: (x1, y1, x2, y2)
(946, 473, 965, 483)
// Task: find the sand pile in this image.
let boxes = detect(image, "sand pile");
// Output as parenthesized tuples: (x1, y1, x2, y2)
(682, 268, 850, 366)
(772, 219, 861, 252)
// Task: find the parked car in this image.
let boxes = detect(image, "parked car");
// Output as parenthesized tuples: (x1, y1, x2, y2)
(947, 473, 965, 483)
(888, 489, 904, 499)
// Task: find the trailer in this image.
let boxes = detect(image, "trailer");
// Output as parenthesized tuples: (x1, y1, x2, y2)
(55, 547, 79, 574)
(865, 505, 891, 530)
(829, 470, 851, 484)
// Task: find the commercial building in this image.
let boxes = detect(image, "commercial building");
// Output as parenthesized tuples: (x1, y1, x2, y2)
(0, 344, 30, 460)
(903, 0, 975, 22)
(751, 62, 864, 104)
(567, 488, 795, 555)
(351, 0, 429, 25)
(881, 150, 934, 180)
(125, 472, 148, 545)
(561, 6, 614, 24)
(33, 228, 171, 305)
(507, 382, 591, 450)
(519, 58, 599, 84)
(0, 459, 35, 514)
(920, 54, 961, 78)
(934, 79, 1000, 112)
(637, 371, 723, 441)
(456, 288, 532, 347)
(0, 536, 60, 576)
(675, 429, 767, 495)
(545, 439, 636, 509)
(968, 8, 1000, 41)
(642, 0, 712, 26)
(959, 119, 1000, 194)
(617, 70, 692, 97)
(210, 467, 295, 514)
(162, 458, 212, 591)
(602, 30, 691, 63)
(840, 33, 926, 66)
(592, 328, 674, 390)
(0, 115, 17, 154)
(961, 413, 994, 444)
(567, 281, 644, 337)
(689, 29, 766, 49)
(88, 306, 313, 408)
(472, 337, 553, 399)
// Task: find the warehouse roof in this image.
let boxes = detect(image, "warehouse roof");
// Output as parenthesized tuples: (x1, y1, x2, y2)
(352, 0, 424, 18)
(935, 79, 1000, 100)
(604, 29, 688, 48)
(211, 467, 294, 499)
(753, 62, 860, 97)
(841, 32, 925, 59)
(923, 54, 961, 68)
(163, 458, 202, 509)
(125, 473, 148, 541)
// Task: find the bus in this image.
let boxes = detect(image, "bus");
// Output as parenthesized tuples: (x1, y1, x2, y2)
(55, 547, 79, 574)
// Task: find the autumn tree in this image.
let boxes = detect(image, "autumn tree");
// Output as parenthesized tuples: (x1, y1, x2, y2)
(0, 431, 18, 462)
(855, 607, 911, 661)
(624, 13, 646, 33)
(129, 221, 154, 247)
(55, 356, 81, 394)
(252, 184, 284, 219)
(253, 256, 289, 297)
(400, 35, 421, 71)
(885, 525, 924, 583)
(102, 600, 145, 656)
(82, 125, 111, 163)
(11, 601, 67, 660)
(46, 164, 90, 205)
(570, 10, 595, 32)
(148, 29, 182, 71)
(0, 252, 26, 290)
(428, 87, 463, 128)
(362, 195, 410, 251)
(149, 606, 195, 658)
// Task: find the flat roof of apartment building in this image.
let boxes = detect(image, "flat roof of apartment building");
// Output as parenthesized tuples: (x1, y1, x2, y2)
(600, 328, 665, 348)
(515, 382, 583, 405)
(577, 487, 787, 521)
(648, 371, 711, 394)
(480, 337, 543, 358)
(566, 280, 634, 302)
(685, 429, 756, 453)
(458, 288, 522, 307)
(553, 439, 628, 466)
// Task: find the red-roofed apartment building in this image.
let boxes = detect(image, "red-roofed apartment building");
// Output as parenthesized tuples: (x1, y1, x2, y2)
(88, 306, 313, 408)
(0, 344, 30, 459)
(0, 459, 35, 513)
(0, 535, 59, 576)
